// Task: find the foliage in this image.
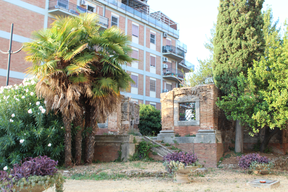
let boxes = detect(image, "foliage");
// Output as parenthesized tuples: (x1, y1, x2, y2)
(127, 128, 142, 136)
(163, 160, 185, 174)
(185, 134, 196, 137)
(213, 0, 265, 95)
(163, 151, 198, 166)
(24, 13, 134, 165)
(0, 78, 65, 169)
(130, 141, 158, 161)
(0, 156, 64, 192)
(138, 104, 161, 136)
(237, 153, 270, 169)
(249, 161, 274, 173)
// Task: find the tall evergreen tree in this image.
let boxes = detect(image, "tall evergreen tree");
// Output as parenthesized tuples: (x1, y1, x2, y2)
(213, 0, 265, 95)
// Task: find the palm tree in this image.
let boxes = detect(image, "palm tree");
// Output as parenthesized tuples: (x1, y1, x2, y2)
(24, 14, 134, 166)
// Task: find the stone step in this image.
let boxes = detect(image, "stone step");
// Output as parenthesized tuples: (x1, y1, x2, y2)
(142, 136, 173, 157)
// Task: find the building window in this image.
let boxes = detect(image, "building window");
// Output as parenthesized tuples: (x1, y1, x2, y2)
(132, 24, 139, 37)
(150, 56, 156, 67)
(150, 79, 156, 92)
(166, 83, 172, 91)
(131, 75, 138, 88)
(111, 16, 118, 27)
(132, 49, 139, 59)
(87, 5, 95, 12)
(150, 102, 156, 108)
(179, 102, 196, 121)
(150, 33, 156, 44)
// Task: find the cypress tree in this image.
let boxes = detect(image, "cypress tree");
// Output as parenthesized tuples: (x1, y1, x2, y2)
(213, 0, 265, 95)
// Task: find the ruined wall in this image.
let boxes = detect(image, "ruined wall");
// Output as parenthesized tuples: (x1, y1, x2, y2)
(161, 84, 219, 136)
(96, 95, 140, 135)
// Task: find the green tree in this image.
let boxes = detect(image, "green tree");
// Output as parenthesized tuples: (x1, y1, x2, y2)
(24, 14, 134, 166)
(217, 8, 284, 152)
(138, 104, 161, 136)
(213, 0, 265, 95)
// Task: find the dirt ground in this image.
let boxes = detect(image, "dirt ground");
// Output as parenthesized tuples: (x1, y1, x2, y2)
(45, 158, 288, 192)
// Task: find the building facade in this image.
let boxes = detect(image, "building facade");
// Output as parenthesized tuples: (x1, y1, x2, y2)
(0, 0, 194, 110)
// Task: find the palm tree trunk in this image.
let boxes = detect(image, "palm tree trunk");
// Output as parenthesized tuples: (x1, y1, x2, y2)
(85, 124, 98, 164)
(74, 116, 84, 165)
(63, 116, 72, 167)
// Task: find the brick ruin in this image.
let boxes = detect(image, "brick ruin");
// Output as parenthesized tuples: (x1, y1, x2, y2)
(158, 84, 288, 167)
(96, 95, 140, 135)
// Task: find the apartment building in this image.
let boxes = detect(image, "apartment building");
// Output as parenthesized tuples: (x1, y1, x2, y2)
(0, 0, 194, 110)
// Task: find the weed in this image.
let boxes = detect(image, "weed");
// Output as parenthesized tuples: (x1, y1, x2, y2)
(224, 154, 231, 158)
(161, 140, 165, 143)
(185, 134, 196, 137)
(173, 140, 179, 145)
(70, 172, 127, 180)
(175, 133, 181, 137)
(165, 143, 171, 147)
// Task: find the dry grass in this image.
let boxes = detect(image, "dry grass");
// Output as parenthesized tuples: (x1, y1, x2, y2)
(46, 161, 288, 192)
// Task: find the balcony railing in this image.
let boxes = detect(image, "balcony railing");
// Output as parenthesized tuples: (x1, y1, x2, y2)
(163, 68, 184, 80)
(163, 45, 184, 57)
(48, 0, 108, 28)
(179, 60, 194, 71)
(176, 41, 187, 53)
(98, 0, 179, 38)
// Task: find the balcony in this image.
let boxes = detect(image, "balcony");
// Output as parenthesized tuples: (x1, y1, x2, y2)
(163, 68, 184, 81)
(97, 0, 180, 38)
(48, 0, 108, 29)
(162, 45, 184, 63)
(178, 60, 194, 72)
(176, 41, 187, 53)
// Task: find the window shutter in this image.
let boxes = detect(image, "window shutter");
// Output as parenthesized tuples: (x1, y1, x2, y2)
(166, 39, 171, 46)
(132, 50, 138, 59)
(150, 33, 156, 44)
(111, 16, 118, 26)
(132, 24, 139, 37)
(150, 79, 156, 92)
(166, 84, 172, 91)
(150, 56, 156, 67)
(131, 75, 138, 88)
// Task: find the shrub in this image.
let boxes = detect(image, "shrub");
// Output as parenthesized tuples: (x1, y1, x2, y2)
(0, 78, 65, 169)
(0, 156, 64, 192)
(130, 141, 157, 161)
(163, 151, 198, 166)
(237, 153, 270, 169)
(138, 104, 161, 136)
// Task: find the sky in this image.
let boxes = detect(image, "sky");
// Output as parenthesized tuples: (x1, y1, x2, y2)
(148, 0, 288, 71)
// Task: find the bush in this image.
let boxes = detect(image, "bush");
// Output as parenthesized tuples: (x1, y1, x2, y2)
(138, 104, 161, 136)
(0, 78, 65, 169)
(163, 151, 198, 166)
(237, 153, 270, 169)
(0, 156, 64, 192)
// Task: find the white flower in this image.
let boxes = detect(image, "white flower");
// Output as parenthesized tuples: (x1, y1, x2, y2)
(28, 109, 32, 114)
(36, 101, 40, 106)
(15, 98, 19, 101)
(21, 96, 25, 99)
(24, 133, 26, 135)
(44, 101, 47, 104)
(26, 89, 29, 93)
(11, 114, 15, 118)
(48, 143, 52, 147)
(39, 106, 43, 110)
(31, 80, 36, 85)
(61, 127, 63, 129)
(3, 166, 8, 171)
(20, 139, 24, 144)
(41, 109, 46, 114)
(10, 119, 14, 122)
(30, 92, 34, 96)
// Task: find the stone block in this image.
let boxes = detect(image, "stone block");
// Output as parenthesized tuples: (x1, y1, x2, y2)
(247, 179, 280, 189)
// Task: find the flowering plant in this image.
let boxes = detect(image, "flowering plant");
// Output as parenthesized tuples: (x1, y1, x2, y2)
(237, 153, 270, 169)
(0, 156, 64, 192)
(0, 78, 65, 169)
(163, 151, 198, 166)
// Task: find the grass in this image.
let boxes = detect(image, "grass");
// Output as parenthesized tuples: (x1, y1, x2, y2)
(70, 172, 127, 180)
